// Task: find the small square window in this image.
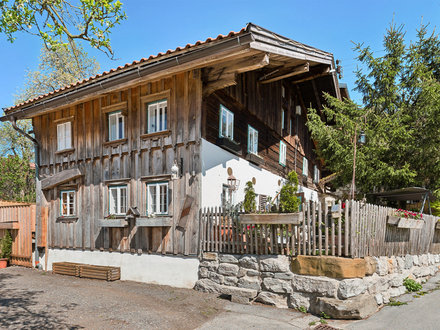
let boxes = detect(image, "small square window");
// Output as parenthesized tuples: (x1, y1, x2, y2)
(60, 190, 75, 216)
(57, 122, 71, 151)
(219, 105, 234, 140)
(248, 125, 258, 155)
(147, 182, 168, 215)
(279, 141, 287, 166)
(147, 99, 168, 133)
(108, 111, 125, 141)
(109, 186, 127, 215)
(303, 157, 309, 177)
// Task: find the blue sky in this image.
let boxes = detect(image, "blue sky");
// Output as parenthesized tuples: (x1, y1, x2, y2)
(1, 0, 440, 111)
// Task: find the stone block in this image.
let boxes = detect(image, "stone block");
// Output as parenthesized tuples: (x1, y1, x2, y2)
(311, 294, 378, 320)
(274, 272, 294, 280)
(238, 276, 261, 291)
(246, 270, 260, 277)
(200, 260, 219, 271)
(224, 276, 238, 287)
(289, 292, 313, 310)
(374, 293, 383, 305)
(389, 274, 404, 287)
(364, 257, 377, 275)
(199, 267, 208, 278)
(404, 254, 413, 269)
(364, 274, 389, 294)
(398, 286, 406, 295)
(218, 263, 239, 276)
(261, 272, 274, 278)
(207, 271, 224, 285)
(376, 257, 388, 276)
(291, 255, 366, 278)
(434, 254, 440, 263)
(256, 292, 289, 308)
(220, 285, 258, 298)
(194, 279, 222, 294)
(387, 258, 395, 274)
(396, 257, 405, 273)
(339, 278, 367, 299)
(262, 277, 293, 293)
(231, 295, 251, 305)
(419, 254, 429, 267)
(202, 252, 218, 261)
(292, 275, 339, 297)
(382, 292, 390, 304)
(428, 254, 435, 266)
(388, 287, 401, 298)
(260, 255, 290, 272)
(413, 266, 431, 278)
(413, 255, 420, 266)
(219, 254, 239, 264)
(239, 255, 259, 270)
(237, 267, 247, 278)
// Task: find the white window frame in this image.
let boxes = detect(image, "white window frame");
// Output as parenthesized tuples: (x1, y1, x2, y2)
(57, 122, 72, 151)
(248, 125, 258, 155)
(219, 105, 234, 140)
(108, 111, 125, 141)
(109, 185, 127, 215)
(313, 165, 320, 183)
(147, 182, 169, 215)
(303, 157, 309, 177)
(279, 141, 287, 166)
(60, 190, 75, 216)
(147, 99, 168, 134)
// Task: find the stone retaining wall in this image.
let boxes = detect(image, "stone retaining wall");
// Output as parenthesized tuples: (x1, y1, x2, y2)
(194, 253, 440, 319)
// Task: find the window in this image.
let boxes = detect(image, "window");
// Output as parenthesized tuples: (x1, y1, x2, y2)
(314, 165, 320, 183)
(248, 125, 258, 155)
(303, 157, 309, 176)
(109, 111, 124, 141)
(282, 86, 285, 98)
(281, 109, 285, 130)
(147, 99, 168, 133)
(109, 186, 127, 215)
(57, 122, 71, 151)
(220, 105, 234, 140)
(147, 182, 168, 215)
(279, 141, 287, 166)
(60, 190, 75, 216)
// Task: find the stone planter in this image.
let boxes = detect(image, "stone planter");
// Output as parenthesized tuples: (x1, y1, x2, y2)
(0, 258, 8, 269)
(240, 212, 303, 225)
(387, 215, 424, 229)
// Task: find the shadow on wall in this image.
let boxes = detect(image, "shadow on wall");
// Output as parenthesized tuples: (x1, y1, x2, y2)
(0, 273, 83, 330)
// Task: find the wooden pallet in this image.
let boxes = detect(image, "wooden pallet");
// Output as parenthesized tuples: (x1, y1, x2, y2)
(80, 264, 121, 281)
(52, 262, 120, 281)
(52, 262, 81, 277)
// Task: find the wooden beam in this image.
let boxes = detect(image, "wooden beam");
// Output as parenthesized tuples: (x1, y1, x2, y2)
(291, 67, 331, 84)
(136, 217, 173, 227)
(0, 221, 19, 229)
(176, 195, 195, 232)
(41, 164, 85, 190)
(260, 62, 309, 84)
(202, 73, 237, 97)
(312, 79, 323, 111)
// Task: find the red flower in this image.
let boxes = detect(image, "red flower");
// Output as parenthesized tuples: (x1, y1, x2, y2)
(342, 203, 346, 209)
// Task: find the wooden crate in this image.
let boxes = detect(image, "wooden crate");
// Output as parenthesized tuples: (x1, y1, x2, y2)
(80, 264, 121, 281)
(52, 262, 81, 277)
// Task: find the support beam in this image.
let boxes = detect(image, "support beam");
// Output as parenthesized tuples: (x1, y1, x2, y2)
(259, 62, 309, 84)
(202, 73, 237, 97)
(291, 67, 330, 84)
(41, 164, 85, 190)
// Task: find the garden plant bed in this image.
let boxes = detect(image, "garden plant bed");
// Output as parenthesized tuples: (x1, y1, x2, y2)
(387, 215, 424, 229)
(52, 262, 120, 281)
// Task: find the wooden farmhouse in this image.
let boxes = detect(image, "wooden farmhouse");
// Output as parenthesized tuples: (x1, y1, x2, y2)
(1, 23, 344, 288)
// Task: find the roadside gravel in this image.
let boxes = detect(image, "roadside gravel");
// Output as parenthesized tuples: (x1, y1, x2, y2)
(0, 266, 226, 330)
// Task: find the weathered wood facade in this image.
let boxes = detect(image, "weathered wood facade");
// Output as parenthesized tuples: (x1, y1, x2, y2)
(2, 24, 342, 276)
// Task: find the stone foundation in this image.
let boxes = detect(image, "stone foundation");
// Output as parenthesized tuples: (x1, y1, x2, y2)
(194, 252, 440, 319)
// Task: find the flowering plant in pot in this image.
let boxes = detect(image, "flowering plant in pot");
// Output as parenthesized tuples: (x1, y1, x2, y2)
(0, 230, 12, 268)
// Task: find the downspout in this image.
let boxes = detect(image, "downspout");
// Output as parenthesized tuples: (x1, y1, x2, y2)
(9, 115, 41, 269)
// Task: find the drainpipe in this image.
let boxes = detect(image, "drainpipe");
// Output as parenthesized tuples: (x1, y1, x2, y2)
(9, 115, 40, 268)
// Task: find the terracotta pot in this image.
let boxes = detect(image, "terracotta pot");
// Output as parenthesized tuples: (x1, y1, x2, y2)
(0, 258, 8, 269)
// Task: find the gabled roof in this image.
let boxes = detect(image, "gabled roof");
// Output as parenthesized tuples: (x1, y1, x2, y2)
(1, 23, 338, 121)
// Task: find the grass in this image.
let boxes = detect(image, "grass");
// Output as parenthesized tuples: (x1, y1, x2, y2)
(387, 299, 407, 306)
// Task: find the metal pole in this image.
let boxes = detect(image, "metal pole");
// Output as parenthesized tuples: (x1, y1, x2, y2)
(352, 124, 358, 200)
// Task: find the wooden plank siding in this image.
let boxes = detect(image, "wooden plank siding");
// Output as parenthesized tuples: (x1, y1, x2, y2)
(36, 71, 202, 256)
(204, 71, 322, 188)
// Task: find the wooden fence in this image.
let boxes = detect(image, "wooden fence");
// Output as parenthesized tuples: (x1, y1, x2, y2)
(200, 200, 440, 258)
(0, 202, 36, 267)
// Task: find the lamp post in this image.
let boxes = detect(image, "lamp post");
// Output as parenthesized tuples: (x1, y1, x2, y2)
(352, 125, 366, 200)
(227, 174, 240, 206)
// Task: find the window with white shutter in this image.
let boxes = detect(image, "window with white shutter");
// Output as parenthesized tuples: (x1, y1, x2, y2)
(279, 141, 287, 166)
(303, 157, 308, 177)
(248, 125, 258, 155)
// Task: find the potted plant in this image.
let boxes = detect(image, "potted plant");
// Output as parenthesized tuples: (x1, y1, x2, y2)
(387, 209, 425, 229)
(0, 230, 12, 269)
(240, 170, 303, 225)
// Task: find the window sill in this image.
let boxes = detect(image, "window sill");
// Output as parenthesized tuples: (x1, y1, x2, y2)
(246, 153, 265, 166)
(140, 130, 171, 140)
(98, 218, 129, 227)
(55, 148, 75, 155)
(216, 137, 242, 156)
(136, 216, 172, 227)
(56, 216, 78, 223)
(103, 138, 128, 148)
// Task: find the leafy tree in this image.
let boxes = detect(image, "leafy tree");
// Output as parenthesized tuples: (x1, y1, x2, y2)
(0, 0, 126, 58)
(0, 229, 12, 260)
(243, 181, 256, 213)
(279, 170, 300, 213)
(0, 155, 35, 202)
(306, 21, 440, 198)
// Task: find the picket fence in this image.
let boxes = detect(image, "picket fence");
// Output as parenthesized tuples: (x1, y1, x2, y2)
(199, 200, 440, 258)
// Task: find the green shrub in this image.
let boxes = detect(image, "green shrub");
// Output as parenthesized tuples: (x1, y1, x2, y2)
(0, 230, 12, 260)
(243, 181, 256, 213)
(403, 277, 422, 292)
(279, 170, 300, 213)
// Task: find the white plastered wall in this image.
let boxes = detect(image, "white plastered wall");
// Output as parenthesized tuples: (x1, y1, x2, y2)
(47, 249, 199, 289)
(201, 139, 318, 208)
